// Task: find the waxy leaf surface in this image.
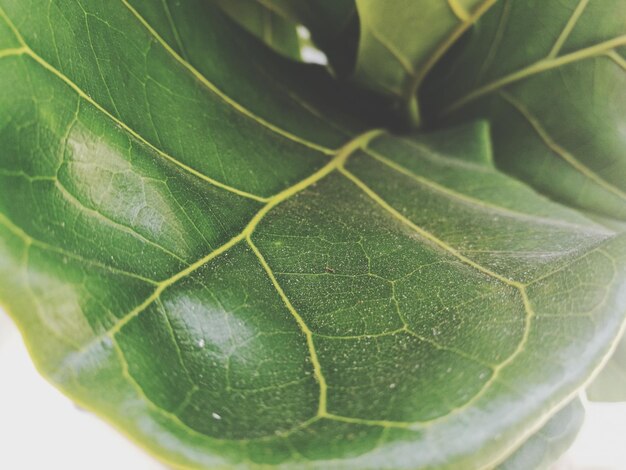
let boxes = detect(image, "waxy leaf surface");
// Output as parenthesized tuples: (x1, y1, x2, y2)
(1, 1, 625, 469)
(424, 0, 626, 222)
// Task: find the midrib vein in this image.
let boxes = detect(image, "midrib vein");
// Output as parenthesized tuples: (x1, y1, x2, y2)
(61, 129, 383, 363)
(119, 0, 333, 155)
(51, 127, 383, 441)
(443, 34, 626, 114)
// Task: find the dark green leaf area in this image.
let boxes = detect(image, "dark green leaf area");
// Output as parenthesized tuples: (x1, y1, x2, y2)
(423, 0, 626, 221)
(117, 242, 319, 440)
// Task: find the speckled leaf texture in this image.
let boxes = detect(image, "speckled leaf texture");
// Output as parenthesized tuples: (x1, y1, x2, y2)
(0, 1, 625, 469)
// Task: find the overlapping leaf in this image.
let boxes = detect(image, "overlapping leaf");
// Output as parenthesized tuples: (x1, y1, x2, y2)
(354, 0, 497, 122)
(1, 1, 626, 469)
(212, 0, 358, 75)
(423, 0, 626, 222)
(212, 0, 301, 60)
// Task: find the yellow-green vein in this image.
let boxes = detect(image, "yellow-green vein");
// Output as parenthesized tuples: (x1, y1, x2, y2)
(119, 0, 334, 155)
(499, 91, 626, 201)
(443, 34, 626, 114)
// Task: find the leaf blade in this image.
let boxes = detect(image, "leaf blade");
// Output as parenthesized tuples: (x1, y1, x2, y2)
(1, 1, 625, 469)
(423, 0, 626, 221)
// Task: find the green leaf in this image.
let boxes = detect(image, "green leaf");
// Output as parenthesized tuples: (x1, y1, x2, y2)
(212, 0, 301, 60)
(1, 1, 625, 469)
(423, 0, 626, 221)
(587, 335, 626, 402)
(498, 399, 585, 470)
(237, 0, 359, 75)
(354, 0, 497, 123)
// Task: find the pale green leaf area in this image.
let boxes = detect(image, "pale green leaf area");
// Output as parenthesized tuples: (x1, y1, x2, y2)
(498, 398, 585, 470)
(212, 0, 301, 60)
(423, 0, 626, 222)
(354, 0, 497, 122)
(588, 334, 626, 402)
(0, 1, 625, 469)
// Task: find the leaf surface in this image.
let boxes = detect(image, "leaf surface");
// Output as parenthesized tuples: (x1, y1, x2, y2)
(498, 399, 584, 470)
(237, 0, 359, 75)
(1, 1, 626, 469)
(423, 0, 626, 221)
(587, 335, 626, 402)
(212, 0, 301, 60)
(354, 0, 497, 121)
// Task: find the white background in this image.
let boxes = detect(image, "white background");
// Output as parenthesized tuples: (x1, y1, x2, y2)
(1, 309, 626, 470)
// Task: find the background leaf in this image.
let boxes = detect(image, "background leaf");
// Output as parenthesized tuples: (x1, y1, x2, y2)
(213, 0, 359, 76)
(354, 0, 497, 123)
(1, 1, 625, 469)
(423, 0, 626, 222)
(212, 0, 301, 60)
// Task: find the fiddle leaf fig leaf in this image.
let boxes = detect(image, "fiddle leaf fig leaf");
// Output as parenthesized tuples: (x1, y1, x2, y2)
(1, 1, 626, 469)
(265, 0, 359, 76)
(587, 335, 626, 402)
(423, 0, 626, 221)
(498, 399, 585, 470)
(212, 0, 301, 60)
(354, 0, 497, 123)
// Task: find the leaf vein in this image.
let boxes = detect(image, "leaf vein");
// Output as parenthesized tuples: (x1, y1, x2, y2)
(118, 0, 334, 155)
(498, 91, 626, 201)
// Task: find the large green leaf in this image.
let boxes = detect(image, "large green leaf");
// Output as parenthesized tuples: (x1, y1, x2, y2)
(498, 399, 584, 470)
(354, 0, 497, 123)
(423, 0, 626, 221)
(212, 0, 301, 60)
(587, 335, 626, 402)
(1, 1, 626, 469)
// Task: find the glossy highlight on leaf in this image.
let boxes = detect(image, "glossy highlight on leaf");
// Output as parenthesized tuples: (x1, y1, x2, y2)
(498, 398, 585, 470)
(0, 1, 625, 469)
